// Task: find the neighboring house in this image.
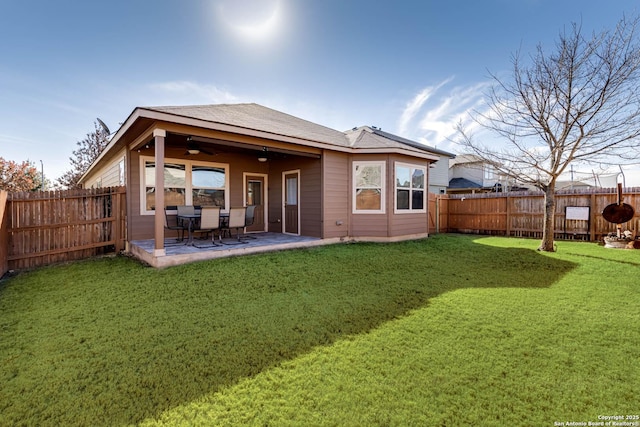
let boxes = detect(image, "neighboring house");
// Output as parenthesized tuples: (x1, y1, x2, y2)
(448, 154, 501, 194)
(555, 180, 593, 191)
(80, 103, 444, 257)
(448, 154, 531, 194)
(448, 154, 594, 194)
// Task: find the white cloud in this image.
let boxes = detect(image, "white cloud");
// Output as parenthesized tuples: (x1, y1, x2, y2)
(396, 78, 492, 151)
(397, 76, 454, 135)
(146, 81, 239, 106)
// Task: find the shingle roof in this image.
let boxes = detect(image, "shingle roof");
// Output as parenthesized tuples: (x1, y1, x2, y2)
(145, 103, 349, 148)
(449, 154, 484, 166)
(369, 127, 455, 157)
(143, 104, 444, 157)
(448, 177, 482, 189)
(343, 126, 453, 156)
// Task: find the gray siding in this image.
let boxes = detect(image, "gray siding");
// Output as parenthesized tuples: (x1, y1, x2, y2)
(428, 155, 450, 194)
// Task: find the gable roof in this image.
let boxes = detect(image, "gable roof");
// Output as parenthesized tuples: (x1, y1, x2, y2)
(344, 126, 455, 157)
(82, 103, 444, 182)
(448, 177, 482, 189)
(449, 178, 482, 189)
(145, 103, 349, 148)
(449, 154, 486, 167)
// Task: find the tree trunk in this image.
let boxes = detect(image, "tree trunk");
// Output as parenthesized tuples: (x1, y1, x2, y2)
(538, 187, 556, 252)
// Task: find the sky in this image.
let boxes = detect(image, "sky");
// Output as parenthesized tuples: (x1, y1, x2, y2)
(1, 0, 639, 186)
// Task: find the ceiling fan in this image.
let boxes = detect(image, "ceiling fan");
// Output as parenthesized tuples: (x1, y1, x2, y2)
(185, 137, 215, 156)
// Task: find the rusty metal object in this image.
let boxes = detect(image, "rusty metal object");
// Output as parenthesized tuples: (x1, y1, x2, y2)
(602, 183, 635, 224)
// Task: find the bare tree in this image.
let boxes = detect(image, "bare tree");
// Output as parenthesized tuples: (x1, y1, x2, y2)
(57, 119, 111, 189)
(457, 15, 640, 251)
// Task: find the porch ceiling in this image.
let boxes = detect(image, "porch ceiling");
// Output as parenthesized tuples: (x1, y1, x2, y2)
(135, 132, 321, 160)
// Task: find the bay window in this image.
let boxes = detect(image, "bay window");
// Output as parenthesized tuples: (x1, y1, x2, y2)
(353, 161, 385, 213)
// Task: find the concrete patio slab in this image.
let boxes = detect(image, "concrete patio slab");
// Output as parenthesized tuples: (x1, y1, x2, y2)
(130, 233, 339, 268)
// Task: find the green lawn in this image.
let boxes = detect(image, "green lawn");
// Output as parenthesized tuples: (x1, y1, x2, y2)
(0, 234, 638, 426)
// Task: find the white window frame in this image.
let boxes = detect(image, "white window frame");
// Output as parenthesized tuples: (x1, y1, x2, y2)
(191, 162, 228, 209)
(118, 159, 125, 186)
(139, 156, 229, 215)
(352, 160, 386, 214)
(394, 162, 427, 213)
(484, 164, 494, 180)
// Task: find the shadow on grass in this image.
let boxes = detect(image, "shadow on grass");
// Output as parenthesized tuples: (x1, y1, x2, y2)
(0, 234, 576, 425)
(565, 251, 640, 267)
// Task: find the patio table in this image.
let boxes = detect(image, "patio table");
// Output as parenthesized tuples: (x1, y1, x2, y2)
(177, 213, 200, 246)
(178, 211, 229, 246)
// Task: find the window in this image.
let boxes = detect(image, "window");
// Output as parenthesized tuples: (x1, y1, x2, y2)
(484, 164, 494, 180)
(353, 161, 385, 213)
(118, 159, 125, 185)
(141, 157, 228, 213)
(192, 165, 226, 208)
(286, 176, 298, 206)
(395, 163, 426, 212)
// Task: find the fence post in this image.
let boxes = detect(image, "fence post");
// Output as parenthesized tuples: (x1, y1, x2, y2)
(435, 196, 440, 233)
(0, 190, 8, 277)
(505, 194, 511, 237)
(589, 192, 596, 242)
(113, 188, 122, 253)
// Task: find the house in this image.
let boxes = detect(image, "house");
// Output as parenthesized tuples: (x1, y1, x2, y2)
(448, 154, 595, 194)
(555, 180, 593, 191)
(79, 103, 444, 262)
(448, 154, 500, 193)
(448, 154, 530, 194)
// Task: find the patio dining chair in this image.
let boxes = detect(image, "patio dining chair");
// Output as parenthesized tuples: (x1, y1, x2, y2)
(176, 205, 195, 218)
(221, 206, 248, 245)
(239, 205, 257, 240)
(164, 206, 186, 244)
(192, 206, 222, 247)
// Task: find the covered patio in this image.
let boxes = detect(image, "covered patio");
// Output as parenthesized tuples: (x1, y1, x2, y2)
(130, 232, 332, 268)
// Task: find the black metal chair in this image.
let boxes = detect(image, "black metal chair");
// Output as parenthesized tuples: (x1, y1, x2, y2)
(164, 206, 186, 244)
(192, 206, 222, 247)
(239, 205, 257, 240)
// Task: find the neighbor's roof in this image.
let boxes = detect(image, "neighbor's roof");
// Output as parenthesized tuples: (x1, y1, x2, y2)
(448, 177, 482, 189)
(449, 154, 485, 166)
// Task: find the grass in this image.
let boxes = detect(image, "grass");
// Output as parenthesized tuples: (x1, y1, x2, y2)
(0, 234, 638, 426)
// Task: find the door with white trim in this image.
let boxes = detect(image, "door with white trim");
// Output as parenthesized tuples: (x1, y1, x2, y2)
(244, 174, 267, 232)
(283, 170, 300, 235)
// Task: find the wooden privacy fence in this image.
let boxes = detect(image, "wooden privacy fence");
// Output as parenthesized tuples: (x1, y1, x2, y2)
(2, 187, 126, 272)
(428, 193, 449, 234)
(0, 191, 8, 277)
(441, 187, 640, 241)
